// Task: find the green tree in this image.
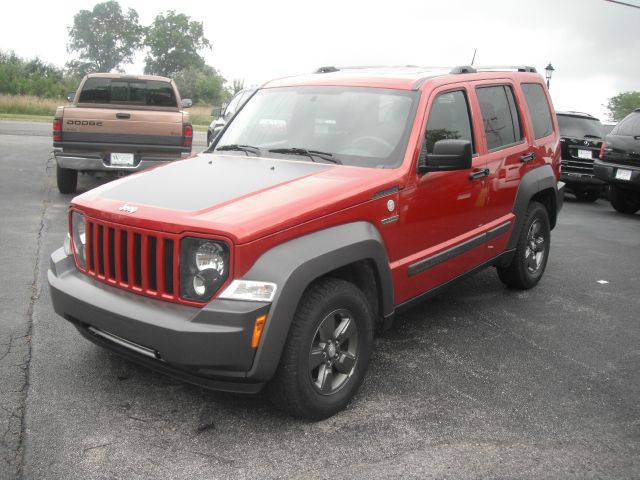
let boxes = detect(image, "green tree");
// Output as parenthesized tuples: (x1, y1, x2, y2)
(172, 65, 226, 105)
(66, 1, 143, 74)
(144, 11, 211, 77)
(606, 91, 640, 122)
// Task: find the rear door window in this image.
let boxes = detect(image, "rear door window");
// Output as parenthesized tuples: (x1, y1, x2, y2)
(521, 83, 553, 139)
(78, 78, 177, 107)
(476, 85, 523, 150)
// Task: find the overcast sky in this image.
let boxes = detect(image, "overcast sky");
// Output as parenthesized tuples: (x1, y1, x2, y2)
(1, 0, 638, 120)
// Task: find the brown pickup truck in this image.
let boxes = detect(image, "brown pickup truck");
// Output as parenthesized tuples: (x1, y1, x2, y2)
(53, 73, 193, 193)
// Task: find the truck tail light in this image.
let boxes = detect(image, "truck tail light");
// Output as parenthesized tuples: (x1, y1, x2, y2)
(53, 118, 62, 141)
(599, 143, 605, 160)
(183, 124, 193, 147)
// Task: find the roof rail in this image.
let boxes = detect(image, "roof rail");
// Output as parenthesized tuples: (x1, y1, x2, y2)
(451, 65, 537, 74)
(314, 66, 340, 74)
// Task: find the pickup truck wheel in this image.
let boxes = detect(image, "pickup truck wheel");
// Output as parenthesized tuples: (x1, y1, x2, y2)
(268, 278, 373, 420)
(497, 201, 550, 290)
(609, 186, 640, 214)
(56, 165, 78, 194)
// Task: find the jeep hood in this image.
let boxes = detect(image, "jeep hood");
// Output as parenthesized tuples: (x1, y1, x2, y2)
(72, 153, 401, 244)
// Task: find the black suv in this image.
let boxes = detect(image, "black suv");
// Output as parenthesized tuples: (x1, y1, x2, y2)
(557, 111, 606, 202)
(594, 109, 640, 214)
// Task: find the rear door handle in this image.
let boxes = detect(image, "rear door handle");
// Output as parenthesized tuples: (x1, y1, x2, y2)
(520, 152, 535, 162)
(469, 168, 490, 180)
(116, 113, 131, 119)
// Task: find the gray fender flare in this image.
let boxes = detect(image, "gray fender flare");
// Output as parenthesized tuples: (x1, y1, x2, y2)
(507, 164, 558, 251)
(242, 221, 393, 382)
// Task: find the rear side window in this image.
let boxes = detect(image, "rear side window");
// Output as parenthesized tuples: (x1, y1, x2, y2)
(522, 83, 553, 139)
(424, 90, 474, 154)
(612, 111, 640, 136)
(78, 78, 177, 107)
(476, 85, 523, 151)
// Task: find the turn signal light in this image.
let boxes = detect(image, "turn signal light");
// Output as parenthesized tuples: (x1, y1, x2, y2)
(183, 124, 193, 146)
(53, 118, 62, 141)
(251, 314, 267, 348)
(599, 143, 605, 160)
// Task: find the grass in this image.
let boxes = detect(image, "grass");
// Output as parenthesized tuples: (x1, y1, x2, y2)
(0, 94, 213, 126)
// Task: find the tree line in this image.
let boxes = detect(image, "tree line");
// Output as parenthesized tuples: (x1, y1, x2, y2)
(0, 1, 238, 106)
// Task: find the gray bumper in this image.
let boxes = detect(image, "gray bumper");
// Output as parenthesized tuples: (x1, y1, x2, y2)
(594, 160, 640, 191)
(556, 181, 566, 214)
(48, 248, 269, 393)
(54, 151, 188, 172)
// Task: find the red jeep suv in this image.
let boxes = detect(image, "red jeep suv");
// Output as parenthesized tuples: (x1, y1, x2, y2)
(49, 65, 564, 420)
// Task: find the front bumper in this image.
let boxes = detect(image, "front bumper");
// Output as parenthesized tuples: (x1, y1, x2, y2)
(48, 248, 269, 393)
(594, 160, 640, 191)
(54, 150, 190, 172)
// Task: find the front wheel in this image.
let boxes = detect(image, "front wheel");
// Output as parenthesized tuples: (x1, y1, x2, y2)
(574, 188, 599, 202)
(609, 185, 640, 214)
(497, 201, 550, 290)
(268, 278, 374, 420)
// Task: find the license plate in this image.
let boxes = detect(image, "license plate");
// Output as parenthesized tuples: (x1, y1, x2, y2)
(577, 149, 592, 159)
(110, 153, 134, 166)
(615, 168, 632, 181)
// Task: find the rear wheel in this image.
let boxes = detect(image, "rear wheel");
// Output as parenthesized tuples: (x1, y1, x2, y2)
(56, 165, 78, 194)
(268, 278, 373, 420)
(609, 185, 640, 214)
(497, 201, 550, 290)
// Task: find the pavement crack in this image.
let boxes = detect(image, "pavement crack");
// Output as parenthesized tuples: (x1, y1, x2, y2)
(16, 175, 52, 477)
(82, 442, 116, 453)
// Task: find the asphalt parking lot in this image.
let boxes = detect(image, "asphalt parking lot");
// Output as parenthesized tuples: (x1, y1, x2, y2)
(1, 120, 639, 479)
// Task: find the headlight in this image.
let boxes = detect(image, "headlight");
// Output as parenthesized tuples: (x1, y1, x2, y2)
(180, 237, 229, 302)
(218, 280, 277, 302)
(71, 211, 86, 268)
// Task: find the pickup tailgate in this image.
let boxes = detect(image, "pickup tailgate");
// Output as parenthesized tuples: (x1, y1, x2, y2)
(61, 106, 186, 149)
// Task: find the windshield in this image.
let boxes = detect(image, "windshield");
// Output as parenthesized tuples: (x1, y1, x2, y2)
(214, 86, 419, 168)
(557, 115, 605, 139)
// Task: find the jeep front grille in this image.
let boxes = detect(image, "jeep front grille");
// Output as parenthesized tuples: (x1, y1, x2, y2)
(82, 219, 178, 301)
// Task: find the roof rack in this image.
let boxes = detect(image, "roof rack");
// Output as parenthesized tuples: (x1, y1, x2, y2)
(314, 66, 340, 74)
(451, 65, 537, 74)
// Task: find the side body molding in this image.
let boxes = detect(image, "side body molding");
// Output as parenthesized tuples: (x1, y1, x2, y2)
(507, 164, 559, 251)
(241, 221, 393, 381)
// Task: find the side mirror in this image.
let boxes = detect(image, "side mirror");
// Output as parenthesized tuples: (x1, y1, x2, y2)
(418, 139, 472, 174)
(211, 107, 223, 118)
(67, 92, 76, 102)
(181, 98, 193, 108)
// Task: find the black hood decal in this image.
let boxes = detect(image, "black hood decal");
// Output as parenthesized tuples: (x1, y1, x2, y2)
(104, 154, 332, 211)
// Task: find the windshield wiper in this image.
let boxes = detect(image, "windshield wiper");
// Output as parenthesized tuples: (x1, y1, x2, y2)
(268, 147, 342, 164)
(216, 144, 261, 156)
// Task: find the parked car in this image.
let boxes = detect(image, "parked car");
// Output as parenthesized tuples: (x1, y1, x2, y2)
(557, 111, 606, 202)
(53, 73, 193, 194)
(594, 108, 640, 214)
(207, 88, 255, 145)
(49, 65, 564, 420)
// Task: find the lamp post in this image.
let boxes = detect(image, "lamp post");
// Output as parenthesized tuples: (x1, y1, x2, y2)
(545, 63, 555, 88)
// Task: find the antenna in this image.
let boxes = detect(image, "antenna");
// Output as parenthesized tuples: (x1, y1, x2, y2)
(471, 48, 477, 66)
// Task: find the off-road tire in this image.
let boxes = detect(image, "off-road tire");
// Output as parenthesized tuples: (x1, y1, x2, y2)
(57, 165, 78, 194)
(268, 277, 374, 420)
(497, 201, 550, 290)
(609, 185, 640, 214)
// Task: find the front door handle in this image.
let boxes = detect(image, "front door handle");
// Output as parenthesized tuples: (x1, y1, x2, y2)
(520, 152, 535, 162)
(116, 112, 131, 119)
(469, 168, 490, 180)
